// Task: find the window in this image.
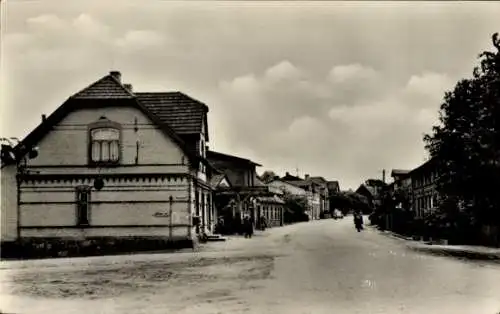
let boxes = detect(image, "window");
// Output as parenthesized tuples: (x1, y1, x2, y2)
(88, 118, 121, 166)
(90, 128, 120, 163)
(76, 187, 91, 226)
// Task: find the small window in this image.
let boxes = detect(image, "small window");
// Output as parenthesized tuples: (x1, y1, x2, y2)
(76, 187, 91, 226)
(88, 118, 121, 166)
(90, 128, 120, 164)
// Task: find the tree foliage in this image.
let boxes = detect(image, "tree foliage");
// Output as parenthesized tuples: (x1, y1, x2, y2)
(259, 170, 278, 183)
(423, 33, 500, 226)
(282, 191, 309, 223)
(329, 191, 371, 214)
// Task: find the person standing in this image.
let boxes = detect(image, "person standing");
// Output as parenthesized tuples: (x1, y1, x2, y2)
(243, 216, 254, 238)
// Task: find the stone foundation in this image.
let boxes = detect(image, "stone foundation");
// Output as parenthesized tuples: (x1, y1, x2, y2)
(0, 236, 195, 260)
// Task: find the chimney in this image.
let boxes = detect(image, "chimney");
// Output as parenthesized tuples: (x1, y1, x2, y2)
(285, 172, 290, 176)
(305, 174, 310, 180)
(123, 84, 133, 92)
(41, 114, 47, 122)
(109, 71, 121, 83)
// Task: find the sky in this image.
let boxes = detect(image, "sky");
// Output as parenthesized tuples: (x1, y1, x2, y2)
(1, 1, 499, 190)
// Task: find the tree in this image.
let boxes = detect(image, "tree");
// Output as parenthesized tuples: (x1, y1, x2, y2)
(424, 33, 500, 229)
(259, 170, 278, 183)
(329, 191, 371, 214)
(282, 191, 309, 223)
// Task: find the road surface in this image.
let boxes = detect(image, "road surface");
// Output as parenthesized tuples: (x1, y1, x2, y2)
(1, 217, 500, 314)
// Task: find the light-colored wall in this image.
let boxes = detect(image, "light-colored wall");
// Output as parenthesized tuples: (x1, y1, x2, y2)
(28, 106, 187, 168)
(1, 165, 17, 242)
(3, 105, 197, 241)
(18, 177, 193, 238)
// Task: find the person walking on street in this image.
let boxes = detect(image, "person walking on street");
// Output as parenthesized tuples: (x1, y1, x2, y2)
(354, 211, 364, 232)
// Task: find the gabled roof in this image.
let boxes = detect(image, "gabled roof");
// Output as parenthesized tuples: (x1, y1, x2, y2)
(310, 176, 327, 183)
(327, 181, 340, 191)
(285, 180, 316, 188)
(206, 150, 262, 167)
(12, 71, 206, 167)
(356, 184, 379, 199)
(210, 173, 232, 189)
(281, 173, 302, 181)
(390, 169, 411, 177)
(136, 92, 209, 141)
(72, 73, 135, 99)
(253, 174, 266, 187)
(268, 178, 307, 191)
(308, 176, 328, 186)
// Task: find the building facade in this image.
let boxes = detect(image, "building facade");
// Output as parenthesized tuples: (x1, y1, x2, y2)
(409, 158, 439, 219)
(207, 150, 279, 232)
(1, 71, 213, 255)
(281, 172, 321, 220)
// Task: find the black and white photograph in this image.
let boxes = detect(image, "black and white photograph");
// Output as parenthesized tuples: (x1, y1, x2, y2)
(1, 1, 500, 313)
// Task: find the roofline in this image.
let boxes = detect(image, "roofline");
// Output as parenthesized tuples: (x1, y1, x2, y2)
(268, 178, 305, 189)
(207, 150, 262, 167)
(12, 97, 201, 167)
(135, 91, 210, 142)
(71, 73, 136, 99)
(135, 91, 209, 113)
(408, 157, 437, 176)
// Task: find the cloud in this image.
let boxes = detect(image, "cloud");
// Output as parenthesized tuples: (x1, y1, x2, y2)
(327, 63, 377, 84)
(26, 14, 66, 31)
(264, 60, 303, 83)
(212, 60, 452, 189)
(114, 30, 167, 51)
(3, 2, 499, 189)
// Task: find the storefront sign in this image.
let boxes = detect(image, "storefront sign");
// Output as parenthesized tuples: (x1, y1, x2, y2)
(153, 212, 170, 218)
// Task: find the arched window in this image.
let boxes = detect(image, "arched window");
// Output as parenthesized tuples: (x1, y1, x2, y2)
(88, 117, 121, 165)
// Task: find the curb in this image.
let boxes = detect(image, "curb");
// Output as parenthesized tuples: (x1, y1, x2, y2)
(368, 225, 414, 241)
(410, 245, 500, 262)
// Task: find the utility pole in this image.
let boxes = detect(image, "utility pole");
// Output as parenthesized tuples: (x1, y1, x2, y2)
(382, 169, 386, 183)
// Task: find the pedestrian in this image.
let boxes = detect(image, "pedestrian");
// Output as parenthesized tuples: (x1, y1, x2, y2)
(260, 215, 267, 231)
(354, 211, 364, 232)
(243, 216, 253, 238)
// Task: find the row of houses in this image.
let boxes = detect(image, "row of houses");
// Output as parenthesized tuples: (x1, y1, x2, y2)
(354, 158, 439, 223)
(0, 71, 339, 257)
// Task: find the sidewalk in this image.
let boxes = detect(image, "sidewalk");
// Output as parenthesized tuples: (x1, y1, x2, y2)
(369, 224, 500, 262)
(408, 242, 500, 262)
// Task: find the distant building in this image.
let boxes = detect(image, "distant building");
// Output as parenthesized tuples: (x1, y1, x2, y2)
(207, 150, 284, 232)
(326, 181, 340, 195)
(308, 176, 330, 213)
(409, 158, 439, 219)
(390, 169, 412, 192)
(281, 172, 321, 220)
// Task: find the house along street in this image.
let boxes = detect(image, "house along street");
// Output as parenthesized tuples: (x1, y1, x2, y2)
(1, 218, 500, 314)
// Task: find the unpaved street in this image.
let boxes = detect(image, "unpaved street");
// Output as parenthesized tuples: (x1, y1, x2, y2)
(1, 218, 500, 314)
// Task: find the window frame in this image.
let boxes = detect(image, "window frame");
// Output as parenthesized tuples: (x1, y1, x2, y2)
(87, 118, 122, 167)
(76, 186, 91, 227)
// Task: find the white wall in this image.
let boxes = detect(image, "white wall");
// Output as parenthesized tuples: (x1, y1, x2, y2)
(29, 106, 187, 168)
(4, 105, 196, 241)
(18, 176, 193, 239)
(1, 165, 17, 242)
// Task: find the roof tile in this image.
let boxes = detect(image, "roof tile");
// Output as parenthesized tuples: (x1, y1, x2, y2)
(136, 92, 207, 135)
(72, 75, 134, 99)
